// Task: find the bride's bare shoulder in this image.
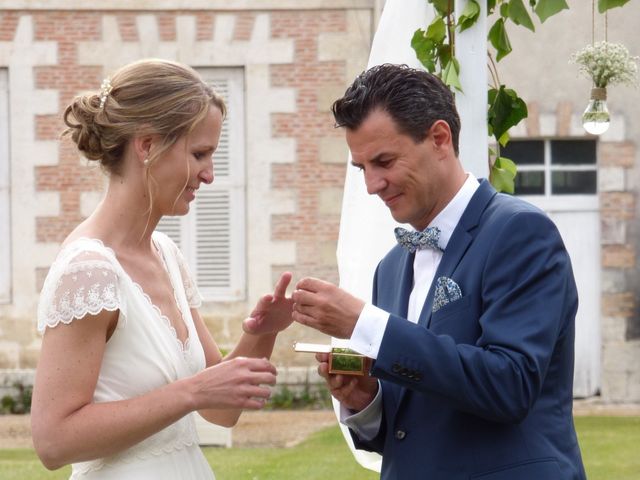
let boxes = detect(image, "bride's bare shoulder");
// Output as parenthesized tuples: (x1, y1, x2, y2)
(60, 221, 103, 249)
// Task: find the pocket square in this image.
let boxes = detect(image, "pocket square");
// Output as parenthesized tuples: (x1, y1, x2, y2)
(432, 276, 463, 313)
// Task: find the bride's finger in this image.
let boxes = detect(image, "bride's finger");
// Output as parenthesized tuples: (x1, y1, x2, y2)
(249, 295, 273, 316)
(242, 316, 262, 333)
(273, 272, 292, 300)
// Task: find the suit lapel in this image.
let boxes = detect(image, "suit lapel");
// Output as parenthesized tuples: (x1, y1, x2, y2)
(418, 179, 497, 327)
(393, 180, 497, 416)
(418, 232, 472, 326)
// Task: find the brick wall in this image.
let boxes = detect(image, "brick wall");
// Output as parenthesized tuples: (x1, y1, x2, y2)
(1, 3, 638, 402)
(599, 141, 640, 401)
(270, 11, 347, 287)
(0, 5, 371, 369)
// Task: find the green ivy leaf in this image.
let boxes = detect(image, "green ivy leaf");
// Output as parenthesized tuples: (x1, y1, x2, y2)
(426, 16, 447, 44)
(487, 86, 528, 142)
(442, 58, 463, 92)
(534, 0, 569, 23)
(488, 0, 498, 14)
(500, 2, 510, 17)
(496, 156, 517, 176)
(508, 0, 535, 31)
(488, 18, 513, 61)
(490, 158, 517, 194)
(498, 130, 510, 147)
(429, 0, 452, 16)
(438, 43, 453, 70)
(598, 0, 630, 12)
(458, 0, 480, 33)
(411, 29, 437, 72)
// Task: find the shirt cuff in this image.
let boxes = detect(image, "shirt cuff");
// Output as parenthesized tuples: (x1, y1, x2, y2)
(339, 381, 383, 441)
(349, 303, 389, 359)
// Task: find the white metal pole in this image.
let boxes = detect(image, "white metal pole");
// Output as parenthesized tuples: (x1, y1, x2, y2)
(454, 0, 488, 178)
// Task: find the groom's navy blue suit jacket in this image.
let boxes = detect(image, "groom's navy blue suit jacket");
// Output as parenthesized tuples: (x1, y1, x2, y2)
(351, 179, 586, 480)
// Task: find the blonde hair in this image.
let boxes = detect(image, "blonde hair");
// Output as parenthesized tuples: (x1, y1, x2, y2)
(63, 58, 226, 176)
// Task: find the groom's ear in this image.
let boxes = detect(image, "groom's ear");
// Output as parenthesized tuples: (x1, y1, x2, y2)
(429, 120, 453, 152)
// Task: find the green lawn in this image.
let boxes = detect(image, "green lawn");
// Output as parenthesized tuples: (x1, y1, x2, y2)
(574, 416, 640, 480)
(1, 416, 638, 479)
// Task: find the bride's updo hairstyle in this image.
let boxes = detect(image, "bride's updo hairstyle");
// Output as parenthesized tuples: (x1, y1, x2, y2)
(63, 59, 226, 175)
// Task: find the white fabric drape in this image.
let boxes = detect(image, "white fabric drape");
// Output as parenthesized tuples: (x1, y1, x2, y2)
(332, 0, 433, 472)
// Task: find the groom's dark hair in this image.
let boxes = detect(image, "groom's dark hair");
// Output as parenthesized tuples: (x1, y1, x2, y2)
(331, 63, 460, 155)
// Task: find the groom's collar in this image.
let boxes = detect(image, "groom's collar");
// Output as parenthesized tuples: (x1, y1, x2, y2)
(427, 173, 479, 250)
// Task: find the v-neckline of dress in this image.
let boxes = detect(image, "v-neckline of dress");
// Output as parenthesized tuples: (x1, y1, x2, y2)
(62, 236, 192, 355)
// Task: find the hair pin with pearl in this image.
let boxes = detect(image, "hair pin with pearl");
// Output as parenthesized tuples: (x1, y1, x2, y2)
(99, 78, 113, 109)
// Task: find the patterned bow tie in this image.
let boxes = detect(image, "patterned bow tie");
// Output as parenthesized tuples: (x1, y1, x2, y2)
(394, 226, 443, 253)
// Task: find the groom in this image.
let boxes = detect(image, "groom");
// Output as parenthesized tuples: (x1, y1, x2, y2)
(291, 64, 586, 479)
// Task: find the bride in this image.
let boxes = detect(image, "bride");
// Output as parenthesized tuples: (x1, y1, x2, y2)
(30, 58, 293, 479)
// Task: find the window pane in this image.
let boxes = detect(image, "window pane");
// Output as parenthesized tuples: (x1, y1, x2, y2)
(515, 171, 545, 195)
(551, 140, 596, 165)
(552, 171, 597, 194)
(500, 140, 544, 165)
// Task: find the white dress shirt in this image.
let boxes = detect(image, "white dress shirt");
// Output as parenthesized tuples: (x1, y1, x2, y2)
(342, 173, 479, 440)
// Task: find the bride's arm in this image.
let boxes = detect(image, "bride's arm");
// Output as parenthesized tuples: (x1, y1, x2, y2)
(195, 272, 294, 427)
(192, 309, 279, 427)
(31, 309, 275, 470)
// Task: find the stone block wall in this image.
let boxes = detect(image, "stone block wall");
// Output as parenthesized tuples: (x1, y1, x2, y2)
(0, 2, 373, 369)
(599, 141, 640, 402)
(512, 100, 639, 402)
(0, 1, 638, 402)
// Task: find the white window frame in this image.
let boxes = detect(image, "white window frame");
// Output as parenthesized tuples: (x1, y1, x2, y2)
(0, 69, 10, 303)
(515, 138, 598, 211)
(156, 67, 246, 302)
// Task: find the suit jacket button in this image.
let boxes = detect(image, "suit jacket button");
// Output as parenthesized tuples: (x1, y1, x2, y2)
(392, 363, 402, 373)
(395, 430, 406, 440)
(414, 373, 422, 381)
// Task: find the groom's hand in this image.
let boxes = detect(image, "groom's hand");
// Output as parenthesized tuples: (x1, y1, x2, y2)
(291, 277, 365, 339)
(316, 353, 378, 412)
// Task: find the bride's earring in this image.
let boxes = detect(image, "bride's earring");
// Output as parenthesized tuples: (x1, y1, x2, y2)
(143, 157, 150, 167)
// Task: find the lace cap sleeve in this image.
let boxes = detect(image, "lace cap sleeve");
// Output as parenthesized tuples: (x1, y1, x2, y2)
(37, 247, 124, 333)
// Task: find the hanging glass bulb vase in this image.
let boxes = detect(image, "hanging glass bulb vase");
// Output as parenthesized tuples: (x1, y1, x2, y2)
(582, 87, 610, 135)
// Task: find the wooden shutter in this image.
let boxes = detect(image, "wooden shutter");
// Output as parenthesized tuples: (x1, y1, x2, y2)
(156, 216, 182, 249)
(0, 69, 10, 303)
(156, 68, 245, 301)
(194, 189, 232, 289)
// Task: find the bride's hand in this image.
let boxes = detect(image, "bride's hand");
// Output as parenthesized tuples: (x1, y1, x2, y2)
(242, 272, 294, 335)
(191, 356, 277, 410)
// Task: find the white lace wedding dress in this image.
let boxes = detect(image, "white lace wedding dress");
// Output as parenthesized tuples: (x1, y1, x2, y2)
(37, 232, 216, 479)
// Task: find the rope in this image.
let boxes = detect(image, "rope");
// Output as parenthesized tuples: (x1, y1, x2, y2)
(591, 0, 595, 46)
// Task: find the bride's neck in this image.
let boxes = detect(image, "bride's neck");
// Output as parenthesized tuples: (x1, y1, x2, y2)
(83, 177, 159, 253)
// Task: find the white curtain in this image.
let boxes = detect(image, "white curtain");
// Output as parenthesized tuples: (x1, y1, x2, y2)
(332, 0, 433, 471)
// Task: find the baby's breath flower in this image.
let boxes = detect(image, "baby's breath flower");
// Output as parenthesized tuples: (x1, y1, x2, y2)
(570, 41, 638, 88)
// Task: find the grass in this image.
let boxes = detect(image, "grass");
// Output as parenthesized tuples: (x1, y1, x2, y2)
(574, 416, 640, 480)
(0, 416, 637, 479)
(202, 427, 379, 480)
